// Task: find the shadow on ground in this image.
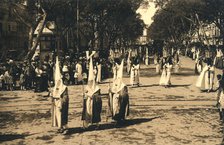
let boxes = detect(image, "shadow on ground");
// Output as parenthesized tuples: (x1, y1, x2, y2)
(66, 116, 161, 135)
(127, 84, 159, 88)
(0, 133, 29, 142)
(170, 84, 191, 88)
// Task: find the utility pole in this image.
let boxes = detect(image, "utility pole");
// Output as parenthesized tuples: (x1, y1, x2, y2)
(76, 0, 79, 53)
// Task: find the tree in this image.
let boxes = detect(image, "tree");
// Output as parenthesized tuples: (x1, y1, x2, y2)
(10, 0, 146, 60)
(148, 0, 207, 48)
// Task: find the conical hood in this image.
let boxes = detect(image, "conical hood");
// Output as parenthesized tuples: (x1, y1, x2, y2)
(86, 56, 99, 96)
(111, 59, 125, 93)
(88, 57, 94, 82)
(52, 56, 66, 98)
(54, 56, 62, 82)
(117, 59, 124, 79)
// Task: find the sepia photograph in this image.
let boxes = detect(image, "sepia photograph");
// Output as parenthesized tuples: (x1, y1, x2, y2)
(0, 0, 224, 144)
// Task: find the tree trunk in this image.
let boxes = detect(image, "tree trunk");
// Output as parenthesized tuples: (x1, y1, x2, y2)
(28, 27, 33, 50)
(26, 11, 47, 60)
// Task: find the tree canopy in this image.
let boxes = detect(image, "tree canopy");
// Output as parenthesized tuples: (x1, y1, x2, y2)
(148, 0, 224, 48)
(9, 0, 146, 60)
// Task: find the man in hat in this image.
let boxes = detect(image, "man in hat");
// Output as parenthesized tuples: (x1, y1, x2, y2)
(82, 55, 102, 129)
(51, 57, 69, 134)
(107, 59, 129, 123)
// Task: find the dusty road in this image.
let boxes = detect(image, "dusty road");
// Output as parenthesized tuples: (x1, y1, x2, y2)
(0, 56, 224, 145)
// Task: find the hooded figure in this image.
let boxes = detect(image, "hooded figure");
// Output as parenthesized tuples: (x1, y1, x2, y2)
(196, 59, 215, 92)
(126, 50, 132, 74)
(51, 57, 69, 133)
(159, 57, 173, 87)
(108, 59, 129, 122)
(130, 57, 140, 86)
(82, 55, 102, 128)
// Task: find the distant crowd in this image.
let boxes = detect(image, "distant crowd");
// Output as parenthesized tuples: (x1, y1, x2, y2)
(0, 53, 115, 92)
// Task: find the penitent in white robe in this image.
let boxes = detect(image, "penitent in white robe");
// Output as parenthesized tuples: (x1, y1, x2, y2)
(165, 64, 173, 85)
(159, 63, 172, 86)
(130, 64, 140, 85)
(196, 65, 215, 90)
(96, 64, 102, 83)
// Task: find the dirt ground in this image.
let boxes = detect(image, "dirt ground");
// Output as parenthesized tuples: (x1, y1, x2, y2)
(1, 56, 224, 145)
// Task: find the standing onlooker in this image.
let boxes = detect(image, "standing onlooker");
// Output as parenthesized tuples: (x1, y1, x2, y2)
(214, 46, 223, 69)
(75, 60, 83, 84)
(218, 89, 224, 122)
(215, 74, 224, 107)
(35, 64, 43, 92)
(0, 72, 4, 90)
(20, 71, 25, 90)
(42, 62, 49, 91)
(4, 70, 12, 91)
(62, 63, 70, 85)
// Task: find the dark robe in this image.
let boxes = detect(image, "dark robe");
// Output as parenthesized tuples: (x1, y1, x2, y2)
(108, 86, 129, 121)
(82, 89, 102, 125)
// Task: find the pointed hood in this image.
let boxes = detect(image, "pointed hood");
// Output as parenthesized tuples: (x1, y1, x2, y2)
(52, 57, 66, 98)
(86, 56, 99, 96)
(117, 59, 124, 79)
(111, 59, 125, 93)
(88, 57, 94, 82)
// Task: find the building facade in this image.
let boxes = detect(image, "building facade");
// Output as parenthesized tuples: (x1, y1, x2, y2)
(0, 2, 29, 61)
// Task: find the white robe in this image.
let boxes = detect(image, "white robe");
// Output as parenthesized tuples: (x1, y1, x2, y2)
(174, 62, 180, 73)
(196, 65, 215, 90)
(52, 98, 62, 128)
(159, 63, 172, 86)
(156, 63, 160, 73)
(165, 64, 173, 85)
(130, 64, 140, 85)
(96, 64, 102, 83)
(159, 68, 167, 85)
